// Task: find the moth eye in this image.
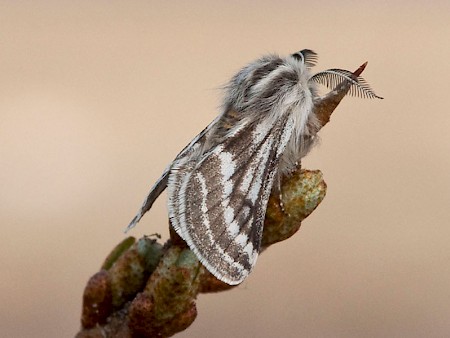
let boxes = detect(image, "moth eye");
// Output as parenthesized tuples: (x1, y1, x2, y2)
(291, 49, 318, 68)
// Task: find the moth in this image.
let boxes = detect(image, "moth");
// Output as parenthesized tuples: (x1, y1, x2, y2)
(126, 49, 382, 285)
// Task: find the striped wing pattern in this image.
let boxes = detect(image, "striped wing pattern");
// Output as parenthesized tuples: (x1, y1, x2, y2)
(168, 113, 294, 284)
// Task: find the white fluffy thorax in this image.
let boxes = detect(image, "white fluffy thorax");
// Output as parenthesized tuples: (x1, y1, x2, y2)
(220, 54, 318, 175)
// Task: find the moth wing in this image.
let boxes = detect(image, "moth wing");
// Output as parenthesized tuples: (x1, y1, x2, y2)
(168, 114, 294, 285)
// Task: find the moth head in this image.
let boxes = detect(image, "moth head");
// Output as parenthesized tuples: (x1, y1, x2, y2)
(225, 49, 382, 118)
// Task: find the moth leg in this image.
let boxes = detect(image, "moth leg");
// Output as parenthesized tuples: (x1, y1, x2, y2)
(276, 172, 290, 216)
(279, 161, 301, 216)
(278, 190, 287, 215)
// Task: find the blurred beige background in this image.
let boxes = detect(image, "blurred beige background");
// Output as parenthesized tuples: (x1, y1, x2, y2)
(1, 1, 449, 337)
